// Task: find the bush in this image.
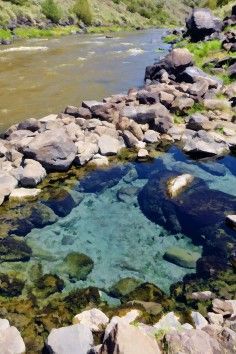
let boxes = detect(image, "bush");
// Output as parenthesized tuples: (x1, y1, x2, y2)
(2, 0, 28, 5)
(41, 0, 62, 24)
(73, 0, 92, 26)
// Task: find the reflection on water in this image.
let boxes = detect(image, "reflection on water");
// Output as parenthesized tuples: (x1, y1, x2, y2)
(0, 29, 168, 132)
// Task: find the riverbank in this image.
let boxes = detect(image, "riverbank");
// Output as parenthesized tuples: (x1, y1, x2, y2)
(0, 5, 235, 353)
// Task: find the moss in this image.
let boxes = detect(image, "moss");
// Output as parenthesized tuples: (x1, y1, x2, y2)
(0, 28, 12, 40)
(122, 282, 166, 304)
(0, 237, 32, 262)
(61, 252, 94, 282)
(36, 274, 64, 296)
(163, 34, 180, 44)
(0, 273, 25, 297)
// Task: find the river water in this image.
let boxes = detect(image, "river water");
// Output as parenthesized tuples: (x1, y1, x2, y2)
(0, 29, 168, 132)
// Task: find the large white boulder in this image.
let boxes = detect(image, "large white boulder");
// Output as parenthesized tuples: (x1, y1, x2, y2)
(0, 318, 25, 354)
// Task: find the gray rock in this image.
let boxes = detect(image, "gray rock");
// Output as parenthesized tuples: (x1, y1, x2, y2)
(208, 312, 223, 326)
(143, 130, 160, 143)
(17, 117, 41, 132)
(164, 246, 201, 269)
(186, 8, 223, 41)
(154, 312, 182, 332)
(73, 309, 109, 332)
(188, 291, 215, 301)
(98, 135, 122, 156)
(180, 67, 222, 88)
(23, 128, 77, 172)
(46, 323, 93, 354)
(82, 100, 104, 110)
(171, 96, 194, 112)
(19, 159, 46, 187)
(191, 311, 208, 329)
(165, 48, 193, 71)
(166, 329, 222, 354)
(186, 113, 209, 131)
(123, 130, 139, 148)
(9, 188, 41, 200)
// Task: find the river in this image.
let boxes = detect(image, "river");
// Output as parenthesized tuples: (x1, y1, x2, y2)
(0, 28, 168, 132)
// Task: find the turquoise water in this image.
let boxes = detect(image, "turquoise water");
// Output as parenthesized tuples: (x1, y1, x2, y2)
(2, 147, 236, 297)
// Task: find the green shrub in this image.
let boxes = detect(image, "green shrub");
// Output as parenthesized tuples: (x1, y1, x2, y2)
(73, 0, 92, 26)
(41, 0, 62, 24)
(2, 0, 28, 5)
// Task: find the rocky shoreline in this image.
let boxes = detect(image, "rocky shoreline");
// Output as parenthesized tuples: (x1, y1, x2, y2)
(0, 5, 236, 353)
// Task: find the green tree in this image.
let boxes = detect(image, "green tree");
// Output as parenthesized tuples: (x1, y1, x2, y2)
(73, 0, 92, 26)
(41, 0, 62, 24)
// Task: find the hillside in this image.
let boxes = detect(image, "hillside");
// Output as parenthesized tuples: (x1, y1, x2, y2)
(0, 0, 202, 28)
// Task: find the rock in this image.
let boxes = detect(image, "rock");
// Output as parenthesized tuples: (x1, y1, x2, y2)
(191, 311, 208, 329)
(208, 313, 224, 326)
(167, 174, 194, 198)
(166, 329, 222, 354)
(17, 117, 41, 132)
(73, 309, 109, 332)
(188, 291, 215, 301)
(109, 278, 141, 298)
(226, 214, 236, 229)
(186, 8, 223, 41)
(212, 299, 236, 316)
(82, 100, 104, 110)
(228, 62, 236, 78)
(180, 67, 222, 88)
(154, 115, 173, 134)
(143, 130, 160, 144)
(128, 301, 163, 316)
(23, 128, 77, 172)
(159, 91, 174, 107)
(89, 154, 109, 167)
(42, 188, 76, 217)
(0, 171, 18, 205)
(136, 90, 159, 105)
(137, 148, 149, 159)
(19, 159, 46, 187)
(165, 48, 193, 72)
(154, 312, 182, 331)
(172, 96, 194, 113)
(98, 135, 122, 156)
(122, 283, 165, 304)
(203, 98, 231, 111)
(117, 186, 139, 203)
(0, 319, 25, 354)
(39, 114, 58, 123)
(188, 80, 209, 97)
(164, 247, 200, 269)
(0, 237, 31, 263)
(123, 130, 139, 148)
(9, 188, 41, 200)
(99, 321, 161, 354)
(46, 323, 93, 354)
(129, 121, 144, 141)
(61, 252, 94, 281)
(186, 113, 210, 131)
(183, 130, 229, 157)
(75, 140, 99, 166)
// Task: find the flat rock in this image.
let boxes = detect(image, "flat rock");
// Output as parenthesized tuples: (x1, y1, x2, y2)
(143, 130, 160, 143)
(9, 188, 41, 200)
(164, 246, 200, 269)
(46, 323, 93, 354)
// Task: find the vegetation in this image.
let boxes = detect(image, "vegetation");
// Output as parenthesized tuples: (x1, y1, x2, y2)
(73, 0, 92, 25)
(41, 0, 62, 24)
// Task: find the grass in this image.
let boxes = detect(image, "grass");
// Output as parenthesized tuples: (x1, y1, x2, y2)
(0, 29, 12, 40)
(187, 102, 205, 115)
(173, 115, 185, 124)
(13, 26, 78, 39)
(176, 39, 222, 68)
(163, 34, 180, 44)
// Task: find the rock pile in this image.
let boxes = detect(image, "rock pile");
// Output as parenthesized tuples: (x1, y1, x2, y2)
(35, 297, 236, 353)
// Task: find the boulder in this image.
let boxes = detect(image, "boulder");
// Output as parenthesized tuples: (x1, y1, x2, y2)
(186, 8, 223, 41)
(143, 130, 160, 144)
(228, 62, 236, 78)
(208, 313, 223, 326)
(154, 312, 182, 332)
(226, 214, 236, 229)
(186, 113, 210, 131)
(203, 98, 231, 111)
(188, 291, 215, 301)
(183, 130, 229, 157)
(46, 323, 93, 354)
(98, 135, 122, 156)
(164, 247, 200, 269)
(61, 252, 94, 281)
(167, 174, 194, 198)
(0, 171, 18, 205)
(179, 67, 222, 88)
(0, 319, 25, 354)
(109, 278, 141, 298)
(0, 237, 32, 263)
(136, 90, 159, 105)
(165, 48, 193, 72)
(212, 299, 236, 316)
(17, 117, 41, 132)
(23, 128, 77, 172)
(73, 309, 109, 332)
(19, 159, 46, 187)
(123, 130, 139, 148)
(166, 329, 222, 354)
(191, 311, 208, 329)
(89, 154, 109, 167)
(137, 148, 149, 159)
(99, 322, 161, 354)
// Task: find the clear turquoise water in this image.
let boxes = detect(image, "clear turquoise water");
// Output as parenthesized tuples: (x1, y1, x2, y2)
(2, 147, 236, 296)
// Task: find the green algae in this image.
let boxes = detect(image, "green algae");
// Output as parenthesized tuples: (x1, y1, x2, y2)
(109, 277, 142, 298)
(61, 252, 94, 282)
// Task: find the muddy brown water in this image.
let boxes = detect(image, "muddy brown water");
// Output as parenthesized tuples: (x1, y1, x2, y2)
(0, 28, 168, 132)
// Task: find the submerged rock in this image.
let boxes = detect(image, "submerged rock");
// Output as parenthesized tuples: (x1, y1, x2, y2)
(122, 282, 165, 303)
(61, 252, 94, 281)
(0, 237, 31, 262)
(0, 273, 25, 297)
(164, 247, 201, 269)
(109, 278, 142, 298)
(167, 174, 194, 198)
(42, 188, 77, 217)
(36, 274, 64, 297)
